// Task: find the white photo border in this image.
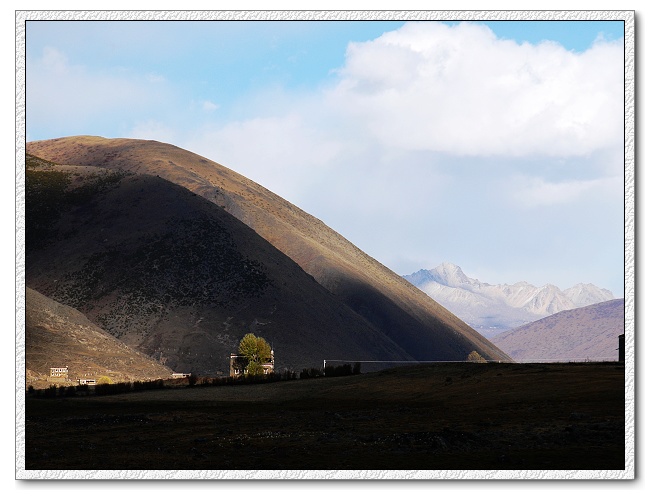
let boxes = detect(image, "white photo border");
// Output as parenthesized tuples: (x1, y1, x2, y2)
(15, 9, 635, 481)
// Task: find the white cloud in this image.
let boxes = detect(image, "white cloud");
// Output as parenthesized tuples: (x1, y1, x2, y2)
(325, 21, 623, 157)
(177, 22, 623, 188)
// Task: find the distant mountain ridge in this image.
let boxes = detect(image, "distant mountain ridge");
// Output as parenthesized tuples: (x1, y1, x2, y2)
(404, 263, 615, 337)
(491, 299, 624, 362)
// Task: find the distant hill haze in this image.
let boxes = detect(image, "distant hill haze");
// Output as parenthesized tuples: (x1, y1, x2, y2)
(404, 263, 615, 337)
(491, 299, 624, 362)
(25, 137, 510, 375)
(25, 287, 174, 388)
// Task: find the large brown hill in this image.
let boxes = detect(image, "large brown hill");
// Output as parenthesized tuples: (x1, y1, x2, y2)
(26, 287, 174, 388)
(26, 136, 510, 366)
(25, 156, 414, 375)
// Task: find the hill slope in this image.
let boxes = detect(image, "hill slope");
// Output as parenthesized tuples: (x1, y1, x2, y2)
(25, 156, 415, 375)
(491, 299, 624, 362)
(26, 287, 174, 388)
(404, 263, 615, 337)
(26, 136, 510, 363)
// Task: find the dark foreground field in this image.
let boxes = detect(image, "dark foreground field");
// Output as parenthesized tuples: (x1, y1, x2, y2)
(24, 362, 625, 471)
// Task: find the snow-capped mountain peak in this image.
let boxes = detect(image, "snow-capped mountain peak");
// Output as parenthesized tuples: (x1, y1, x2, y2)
(563, 283, 615, 308)
(522, 284, 574, 315)
(403, 263, 616, 338)
(431, 262, 473, 287)
(420, 262, 489, 290)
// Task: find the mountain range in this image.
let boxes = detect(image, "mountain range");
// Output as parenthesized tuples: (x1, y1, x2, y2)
(24, 136, 510, 378)
(403, 263, 615, 337)
(490, 298, 624, 362)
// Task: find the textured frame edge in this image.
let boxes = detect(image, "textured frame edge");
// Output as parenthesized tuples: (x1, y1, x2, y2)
(15, 9, 635, 481)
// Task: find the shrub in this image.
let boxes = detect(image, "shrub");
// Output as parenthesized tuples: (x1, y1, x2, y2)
(467, 351, 487, 363)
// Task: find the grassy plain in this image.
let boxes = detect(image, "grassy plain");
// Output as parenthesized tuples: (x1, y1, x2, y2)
(24, 362, 625, 471)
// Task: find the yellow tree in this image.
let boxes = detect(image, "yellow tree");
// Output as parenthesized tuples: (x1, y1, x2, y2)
(238, 333, 272, 375)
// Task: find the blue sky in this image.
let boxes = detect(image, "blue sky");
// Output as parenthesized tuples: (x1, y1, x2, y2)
(24, 16, 627, 297)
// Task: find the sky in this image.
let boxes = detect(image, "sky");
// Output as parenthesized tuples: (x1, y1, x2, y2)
(23, 15, 627, 297)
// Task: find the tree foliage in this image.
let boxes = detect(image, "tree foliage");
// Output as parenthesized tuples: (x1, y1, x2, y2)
(245, 361, 264, 376)
(238, 333, 272, 364)
(238, 333, 272, 376)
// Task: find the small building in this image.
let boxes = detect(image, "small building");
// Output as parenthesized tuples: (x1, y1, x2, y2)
(229, 354, 246, 378)
(171, 373, 191, 379)
(78, 378, 96, 386)
(50, 367, 68, 378)
(229, 350, 274, 378)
